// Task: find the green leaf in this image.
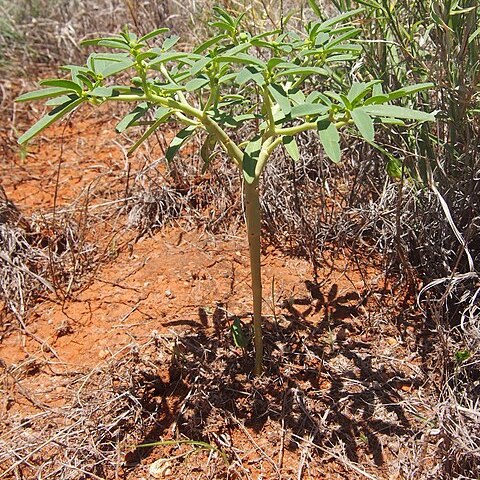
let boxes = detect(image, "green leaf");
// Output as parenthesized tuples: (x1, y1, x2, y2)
(324, 53, 358, 62)
(152, 82, 185, 93)
(76, 74, 94, 90)
(116, 103, 149, 133)
(39, 79, 83, 95)
(154, 107, 171, 120)
(243, 136, 262, 183)
(210, 21, 235, 33)
(218, 72, 237, 85)
(136, 51, 160, 62)
(217, 96, 245, 108)
(317, 120, 341, 163)
(251, 29, 282, 43)
(468, 26, 480, 44)
(307, 0, 322, 17)
(347, 81, 381, 105)
(212, 113, 257, 127)
(166, 126, 197, 162)
(121, 28, 137, 44)
(138, 28, 170, 43)
(215, 53, 266, 69)
(324, 91, 343, 103)
(319, 8, 364, 30)
(372, 82, 384, 96)
(96, 40, 131, 50)
(300, 47, 326, 58)
(89, 86, 117, 97)
(127, 112, 172, 156)
(430, 3, 453, 32)
(213, 6, 235, 24)
(386, 158, 403, 179)
(290, 103, 328, 118)
(283, 136, 300, 161)
(267, 57, 285, 71)
(162, 35, 180, 51)
(325, 28, 360, 48)
(455, 350, 471, 364)
(235, 66, 264, 86)
(362, 104, 435, 121)
(194, 34, 228, 54)
(231, 318, 250, 349)
(364, 94, 389, 105)
(340, 94, 352, 110)
(45, 94, 78, 106)
(185, 76, 209, 91)
(316, 32, 331, 47)
(289, 89, 306, 105)
(148, 51, 195, 68)
(16, 87, 70, 102)
(18, 96, 86, 144)
(276, 66, 329, 78)
(351, 108, 374, 142)
(268, 83, 291, 115)
(81, 36, 128, 47)
(87, 53, 134, 77)
(190, 56, 212, 75)
(387, 82, 434, 101)
(379, 117, 405, 126)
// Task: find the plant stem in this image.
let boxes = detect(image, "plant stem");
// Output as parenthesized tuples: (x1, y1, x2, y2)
(244, 179, 263, 375)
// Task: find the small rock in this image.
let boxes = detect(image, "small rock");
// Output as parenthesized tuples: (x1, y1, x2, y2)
(149, 459, 173, 478)
(165, 289, 175, 299)
(98, 349, 109, 359)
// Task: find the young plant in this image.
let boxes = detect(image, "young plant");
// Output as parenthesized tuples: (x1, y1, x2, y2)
(16, 7, 434, 375)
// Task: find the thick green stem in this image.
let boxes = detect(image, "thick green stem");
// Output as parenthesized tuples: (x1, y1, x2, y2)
(275, 119, 350, 136)
(244, 179, 263, 375)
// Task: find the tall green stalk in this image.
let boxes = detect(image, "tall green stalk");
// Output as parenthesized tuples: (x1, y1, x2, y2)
(244, 179, 263, 374)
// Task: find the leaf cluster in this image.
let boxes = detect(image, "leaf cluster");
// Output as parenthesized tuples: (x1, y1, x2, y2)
(17, 7, 434, 179)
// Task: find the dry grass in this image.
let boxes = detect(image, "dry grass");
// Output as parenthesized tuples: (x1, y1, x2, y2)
(0, 186, 99, 322)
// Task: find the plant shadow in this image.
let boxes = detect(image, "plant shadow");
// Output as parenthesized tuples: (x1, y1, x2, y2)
(122, 281, 427, 477)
